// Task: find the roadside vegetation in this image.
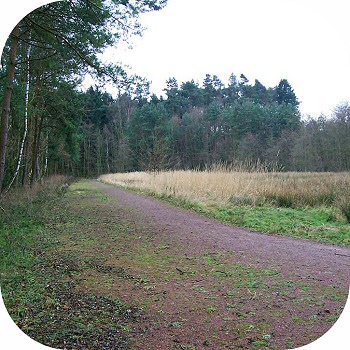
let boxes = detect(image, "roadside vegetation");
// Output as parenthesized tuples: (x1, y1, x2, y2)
(0, 177, 137, 349)
(99, 166, 350, 246)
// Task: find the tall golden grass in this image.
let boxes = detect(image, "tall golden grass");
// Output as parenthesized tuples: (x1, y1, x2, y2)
(99, 165, 350, 215)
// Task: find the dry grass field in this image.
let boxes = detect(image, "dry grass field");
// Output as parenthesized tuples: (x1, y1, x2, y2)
(99, 168, 350, 210)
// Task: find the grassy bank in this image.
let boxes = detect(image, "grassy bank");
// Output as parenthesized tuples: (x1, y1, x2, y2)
(0, 177, 69, 329)
(0, 177, 135, 349)
(99, 170, 350, 246)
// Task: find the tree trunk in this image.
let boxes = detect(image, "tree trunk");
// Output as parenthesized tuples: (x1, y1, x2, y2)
(22, 139, 31, 186)
(31, 113, 44, 185)
(5, 37, 31, 192)
(0, 24, 20, 193)
(30, 65, 44, 185)
(42, 129, 49, 178)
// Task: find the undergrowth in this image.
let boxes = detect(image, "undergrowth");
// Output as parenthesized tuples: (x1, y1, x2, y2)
(0, 175, 71, 286)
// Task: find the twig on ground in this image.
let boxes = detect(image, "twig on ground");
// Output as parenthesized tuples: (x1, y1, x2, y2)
(176, 267, 184, 275)
(335, 252, 350, 258)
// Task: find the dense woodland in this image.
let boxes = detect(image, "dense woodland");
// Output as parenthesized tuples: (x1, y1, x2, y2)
(1, 0, 350, 193)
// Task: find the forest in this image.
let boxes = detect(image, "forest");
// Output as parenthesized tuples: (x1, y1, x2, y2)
(1, 0, 350, 193)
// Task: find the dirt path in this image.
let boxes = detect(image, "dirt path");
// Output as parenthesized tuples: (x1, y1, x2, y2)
(95, 182, 350, 290)
(58, 181, 350, 350)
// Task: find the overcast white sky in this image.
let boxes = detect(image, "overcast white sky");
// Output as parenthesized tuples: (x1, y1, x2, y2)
(1, 0, 350, 117)
(111, 0, 350, 117)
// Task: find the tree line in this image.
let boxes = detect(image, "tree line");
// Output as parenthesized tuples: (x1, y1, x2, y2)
(74, 78, 350, 176)
(1, 0, 349, 193)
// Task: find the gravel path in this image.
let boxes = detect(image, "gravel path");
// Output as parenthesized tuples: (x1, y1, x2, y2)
(96, 181, 350, 289)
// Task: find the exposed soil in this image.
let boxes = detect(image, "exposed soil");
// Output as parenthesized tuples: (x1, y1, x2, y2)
(87, 181, 350, 350)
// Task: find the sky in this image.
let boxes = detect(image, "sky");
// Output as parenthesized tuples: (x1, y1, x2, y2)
(1, 0, 350, 118)
(109, 0, 350, 117)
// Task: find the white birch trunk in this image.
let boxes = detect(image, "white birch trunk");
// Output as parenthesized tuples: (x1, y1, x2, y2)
(43, 129, 49, 177)
(5, 38, 31, 192)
